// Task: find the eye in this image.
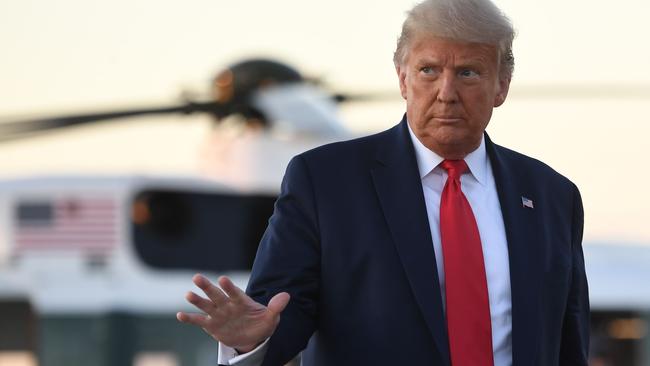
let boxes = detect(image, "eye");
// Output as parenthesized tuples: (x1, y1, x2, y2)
(459, 69, 479, 78)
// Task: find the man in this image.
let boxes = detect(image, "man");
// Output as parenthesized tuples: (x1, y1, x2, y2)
(177, 0, 590, 364)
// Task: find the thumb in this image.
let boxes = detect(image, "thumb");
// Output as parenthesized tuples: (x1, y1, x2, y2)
(267, 292, 290, 315)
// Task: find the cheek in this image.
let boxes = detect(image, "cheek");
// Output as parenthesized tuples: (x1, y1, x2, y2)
(464, 90, 495, 116)
(408, 81, 436, 106)
(469, 103, 494, 132)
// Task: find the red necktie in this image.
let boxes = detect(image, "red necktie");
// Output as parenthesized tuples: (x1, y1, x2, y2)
(440, 159, 493, 366)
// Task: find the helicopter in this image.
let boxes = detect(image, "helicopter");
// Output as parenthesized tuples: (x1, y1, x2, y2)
(0, 58, 366, 366)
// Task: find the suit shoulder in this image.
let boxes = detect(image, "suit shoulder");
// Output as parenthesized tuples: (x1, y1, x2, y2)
(297, 125, 395, 165)
(492, 142, 578, 190)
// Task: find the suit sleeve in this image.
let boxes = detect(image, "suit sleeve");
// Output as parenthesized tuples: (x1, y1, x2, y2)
(559, 184, 590, 365)
(246, 155, 321, 366)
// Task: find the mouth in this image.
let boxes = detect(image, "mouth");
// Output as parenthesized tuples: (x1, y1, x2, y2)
(432, 117, 464, 124)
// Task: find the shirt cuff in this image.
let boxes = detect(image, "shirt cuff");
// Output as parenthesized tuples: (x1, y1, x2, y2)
(217, 339, 269, 366)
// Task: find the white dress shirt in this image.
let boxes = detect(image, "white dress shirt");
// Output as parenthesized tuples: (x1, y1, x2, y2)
(408, 125, 513, 366)
(220, 126, 514, 365)
(218, 339, 268, 365)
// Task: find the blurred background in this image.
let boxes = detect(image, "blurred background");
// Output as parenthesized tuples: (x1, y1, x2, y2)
(0, 0, 649, 365)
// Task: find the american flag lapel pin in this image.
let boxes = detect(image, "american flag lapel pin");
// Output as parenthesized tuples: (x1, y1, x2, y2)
(521, 196, 534, 209)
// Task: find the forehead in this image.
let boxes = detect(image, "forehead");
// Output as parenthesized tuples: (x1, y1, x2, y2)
(407, 36, 499, 66)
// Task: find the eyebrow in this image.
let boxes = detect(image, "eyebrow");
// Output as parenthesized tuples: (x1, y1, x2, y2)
(414, 54, 490, 66)
(456, 60, 487, 70)
(414, 57, 441, 66)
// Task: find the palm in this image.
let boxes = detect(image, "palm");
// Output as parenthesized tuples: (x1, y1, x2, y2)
(177, 275, 290, 352)
(206, 294, 278, 348)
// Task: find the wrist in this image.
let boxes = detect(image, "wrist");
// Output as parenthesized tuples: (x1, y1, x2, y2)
(234, 342, 262, 354)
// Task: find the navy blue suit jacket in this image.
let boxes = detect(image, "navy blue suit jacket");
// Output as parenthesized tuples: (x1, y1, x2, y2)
(247, 117, 589, 366)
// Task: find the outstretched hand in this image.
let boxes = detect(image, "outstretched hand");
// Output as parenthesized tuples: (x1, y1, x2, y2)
(177, 274, 290, 353)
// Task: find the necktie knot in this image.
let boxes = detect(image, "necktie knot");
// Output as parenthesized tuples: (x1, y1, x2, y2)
(441, 159, 468, 180)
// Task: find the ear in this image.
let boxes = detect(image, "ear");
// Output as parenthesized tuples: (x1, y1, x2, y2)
(493, 76, 511, 107)
(396, 65, 407, 100)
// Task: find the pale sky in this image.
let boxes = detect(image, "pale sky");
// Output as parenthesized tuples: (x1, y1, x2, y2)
(1, 0, 649, 243)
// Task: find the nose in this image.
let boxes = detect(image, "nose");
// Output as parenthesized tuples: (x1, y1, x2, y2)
(436, 72, 458, 103)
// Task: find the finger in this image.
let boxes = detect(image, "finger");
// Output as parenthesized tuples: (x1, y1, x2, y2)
(186, 291, 217, 315)
(267, 292, 290, 315)
(176, 311, 209, 328)
(218, 276, 249, 303)
(193, 274, 228, 307)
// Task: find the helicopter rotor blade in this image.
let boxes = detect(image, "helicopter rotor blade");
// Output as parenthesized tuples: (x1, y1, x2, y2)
(0, 101, 228, 142)
(0, 88, 402, 142)
(331, 91, 400, 103)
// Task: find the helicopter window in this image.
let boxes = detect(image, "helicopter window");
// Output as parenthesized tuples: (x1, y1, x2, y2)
(131, 190, 276, 272)
(0, 300, 37, 356)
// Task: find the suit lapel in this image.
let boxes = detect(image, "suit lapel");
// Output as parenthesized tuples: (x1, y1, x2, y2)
(371, 119, 451, 366)
(485, 134, 542, 365)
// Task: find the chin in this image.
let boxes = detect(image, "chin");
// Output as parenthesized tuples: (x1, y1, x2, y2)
(431, 134, 481, 158)
(433, 131, 468, 146)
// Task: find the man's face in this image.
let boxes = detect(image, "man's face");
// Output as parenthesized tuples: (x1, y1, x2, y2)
(397, 36, 510, 159)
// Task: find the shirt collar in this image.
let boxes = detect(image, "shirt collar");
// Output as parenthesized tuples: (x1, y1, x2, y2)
(407, 122, 488, 186)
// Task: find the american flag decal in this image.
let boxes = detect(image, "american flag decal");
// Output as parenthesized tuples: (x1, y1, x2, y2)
(13, 197, 118, 252)
(521, 196, 534, 209)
